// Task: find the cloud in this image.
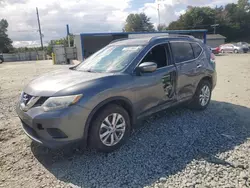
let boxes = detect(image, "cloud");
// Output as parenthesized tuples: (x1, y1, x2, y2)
(0, 0, 130, 47)
(139, 0, 238, 26)
(0, 0, 238, 47)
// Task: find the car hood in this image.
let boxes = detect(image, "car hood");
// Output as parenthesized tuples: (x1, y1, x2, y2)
(24, 68, 113, 96)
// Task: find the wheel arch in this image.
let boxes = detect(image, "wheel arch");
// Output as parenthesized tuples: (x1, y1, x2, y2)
(199, 76, 213, 87)
(82, 96, 135, 146)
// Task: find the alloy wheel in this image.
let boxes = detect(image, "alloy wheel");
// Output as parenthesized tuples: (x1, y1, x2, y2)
(199, 85, 210, 106)
(99, 113, 126, 146)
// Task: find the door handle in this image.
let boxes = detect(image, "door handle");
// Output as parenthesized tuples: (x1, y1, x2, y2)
(197, 64, 202, 68)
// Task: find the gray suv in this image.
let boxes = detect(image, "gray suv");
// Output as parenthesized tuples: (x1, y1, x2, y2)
(16, 36, 217, 152)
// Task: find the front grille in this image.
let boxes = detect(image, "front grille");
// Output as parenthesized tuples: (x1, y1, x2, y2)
(35, 97, 49, 106)
(22, 92, 48, 107)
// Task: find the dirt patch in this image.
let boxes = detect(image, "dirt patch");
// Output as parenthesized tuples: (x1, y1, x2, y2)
(0, 56, 250, 188)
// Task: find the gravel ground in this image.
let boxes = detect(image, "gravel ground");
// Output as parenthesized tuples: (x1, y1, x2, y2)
(0, 55, 250, 188)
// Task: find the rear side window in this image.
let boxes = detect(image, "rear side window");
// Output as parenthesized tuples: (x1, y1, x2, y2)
(170, 42, 194, 63)
(191, 43, 202, 58)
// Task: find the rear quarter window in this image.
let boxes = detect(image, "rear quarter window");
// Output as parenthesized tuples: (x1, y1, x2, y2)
(170, 42, 194, 63)
(191, 43, 202, 58)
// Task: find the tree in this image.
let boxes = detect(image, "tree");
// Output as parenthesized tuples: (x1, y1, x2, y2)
(167, 0, 250, 42)
(124, 13, 155, 32)
(168, 7, 216, 30)
(157, 24, 167, 31)
(0, 19, 13, 53)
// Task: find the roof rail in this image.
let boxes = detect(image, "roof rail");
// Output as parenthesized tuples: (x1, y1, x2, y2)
(174, 35, 195, 39)
(149, 34, 200, 42)
(109, 38, 128, 44)
(149, 35, 170, 42)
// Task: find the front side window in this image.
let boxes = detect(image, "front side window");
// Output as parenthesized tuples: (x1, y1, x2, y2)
(171, 42, 194, 63)
(76, 45, 143, 72)
(141, 44, 168, 69)
(191, 43, 202, 58)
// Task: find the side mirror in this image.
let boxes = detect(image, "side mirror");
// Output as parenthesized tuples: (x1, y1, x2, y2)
(137, 62, 157, 74)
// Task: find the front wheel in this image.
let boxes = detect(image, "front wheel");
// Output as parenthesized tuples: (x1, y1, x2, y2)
(189, 80, 212, 110)
(234, 49, 239, 53)
(89, 104, 131, 152)
(0, 59, 3, 64)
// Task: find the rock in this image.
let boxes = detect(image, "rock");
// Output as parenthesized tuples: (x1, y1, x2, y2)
(159, 177, 167, 182)
(240, 171, 248, 180)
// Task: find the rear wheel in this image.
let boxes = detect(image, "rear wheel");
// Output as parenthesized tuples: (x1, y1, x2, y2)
(234, 49, 239, 53)
(0, 59, 3, 64)
(189, 80, 212, 110)
(221, 49, 224, 53)
(89, 104, 131, 152)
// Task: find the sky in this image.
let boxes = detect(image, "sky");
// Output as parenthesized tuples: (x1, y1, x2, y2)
(0, 0, 238, 47)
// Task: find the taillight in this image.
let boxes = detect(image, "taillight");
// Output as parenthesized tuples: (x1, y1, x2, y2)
(210, 53, 216, 64)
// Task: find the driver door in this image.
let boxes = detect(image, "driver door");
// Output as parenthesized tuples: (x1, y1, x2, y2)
(132, 43, 177, 118)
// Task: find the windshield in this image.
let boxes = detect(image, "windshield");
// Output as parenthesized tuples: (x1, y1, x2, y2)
(76, 45, 143, 73)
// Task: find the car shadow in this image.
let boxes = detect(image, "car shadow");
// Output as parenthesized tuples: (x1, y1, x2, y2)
(31, 100, 250, 188)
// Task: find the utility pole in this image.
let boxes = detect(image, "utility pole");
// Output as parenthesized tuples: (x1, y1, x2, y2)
(157, 3, 160, 26)
(211, 24, 219, 34)
(66, 24, 70, 47)
(36, 7, 43, 50)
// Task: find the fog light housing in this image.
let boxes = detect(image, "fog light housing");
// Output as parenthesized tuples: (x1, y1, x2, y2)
(47, 128, 68, 139)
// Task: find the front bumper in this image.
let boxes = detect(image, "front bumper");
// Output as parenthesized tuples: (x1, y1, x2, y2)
(16, 103, 91, 148)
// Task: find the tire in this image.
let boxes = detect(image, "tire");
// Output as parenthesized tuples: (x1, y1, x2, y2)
(89, 104, 131, 152)
(234, 49, 238, 53)
(189, 80, 212, 110)
(220, 50, 224, 54)
(0, 59, 3, 64)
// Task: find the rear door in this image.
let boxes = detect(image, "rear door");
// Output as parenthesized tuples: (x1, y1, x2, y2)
(170, 41, 203, 100)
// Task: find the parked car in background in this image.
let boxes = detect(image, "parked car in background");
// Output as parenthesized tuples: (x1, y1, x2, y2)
(0, 54, 4, 64)
(220, 43, 249, 53)
(237, 42, 250, 50)
(16, 36, 217, 152)
(210, 46, 220, 55)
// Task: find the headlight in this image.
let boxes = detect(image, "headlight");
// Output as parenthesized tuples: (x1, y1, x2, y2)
(19, 91, 24, 102)
(42, 94, 83, 111)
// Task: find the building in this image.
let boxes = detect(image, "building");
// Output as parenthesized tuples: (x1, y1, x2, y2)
(206, 34, 226, 48)
(74, 30, 208, 62)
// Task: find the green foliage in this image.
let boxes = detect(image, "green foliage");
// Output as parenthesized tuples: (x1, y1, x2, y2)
(124, 13, 155, 32)
(167, 0, 250, 42)
(168, 7, 216, 30)
(13, 47, 44, 53)
(0, 19, 13, 53)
